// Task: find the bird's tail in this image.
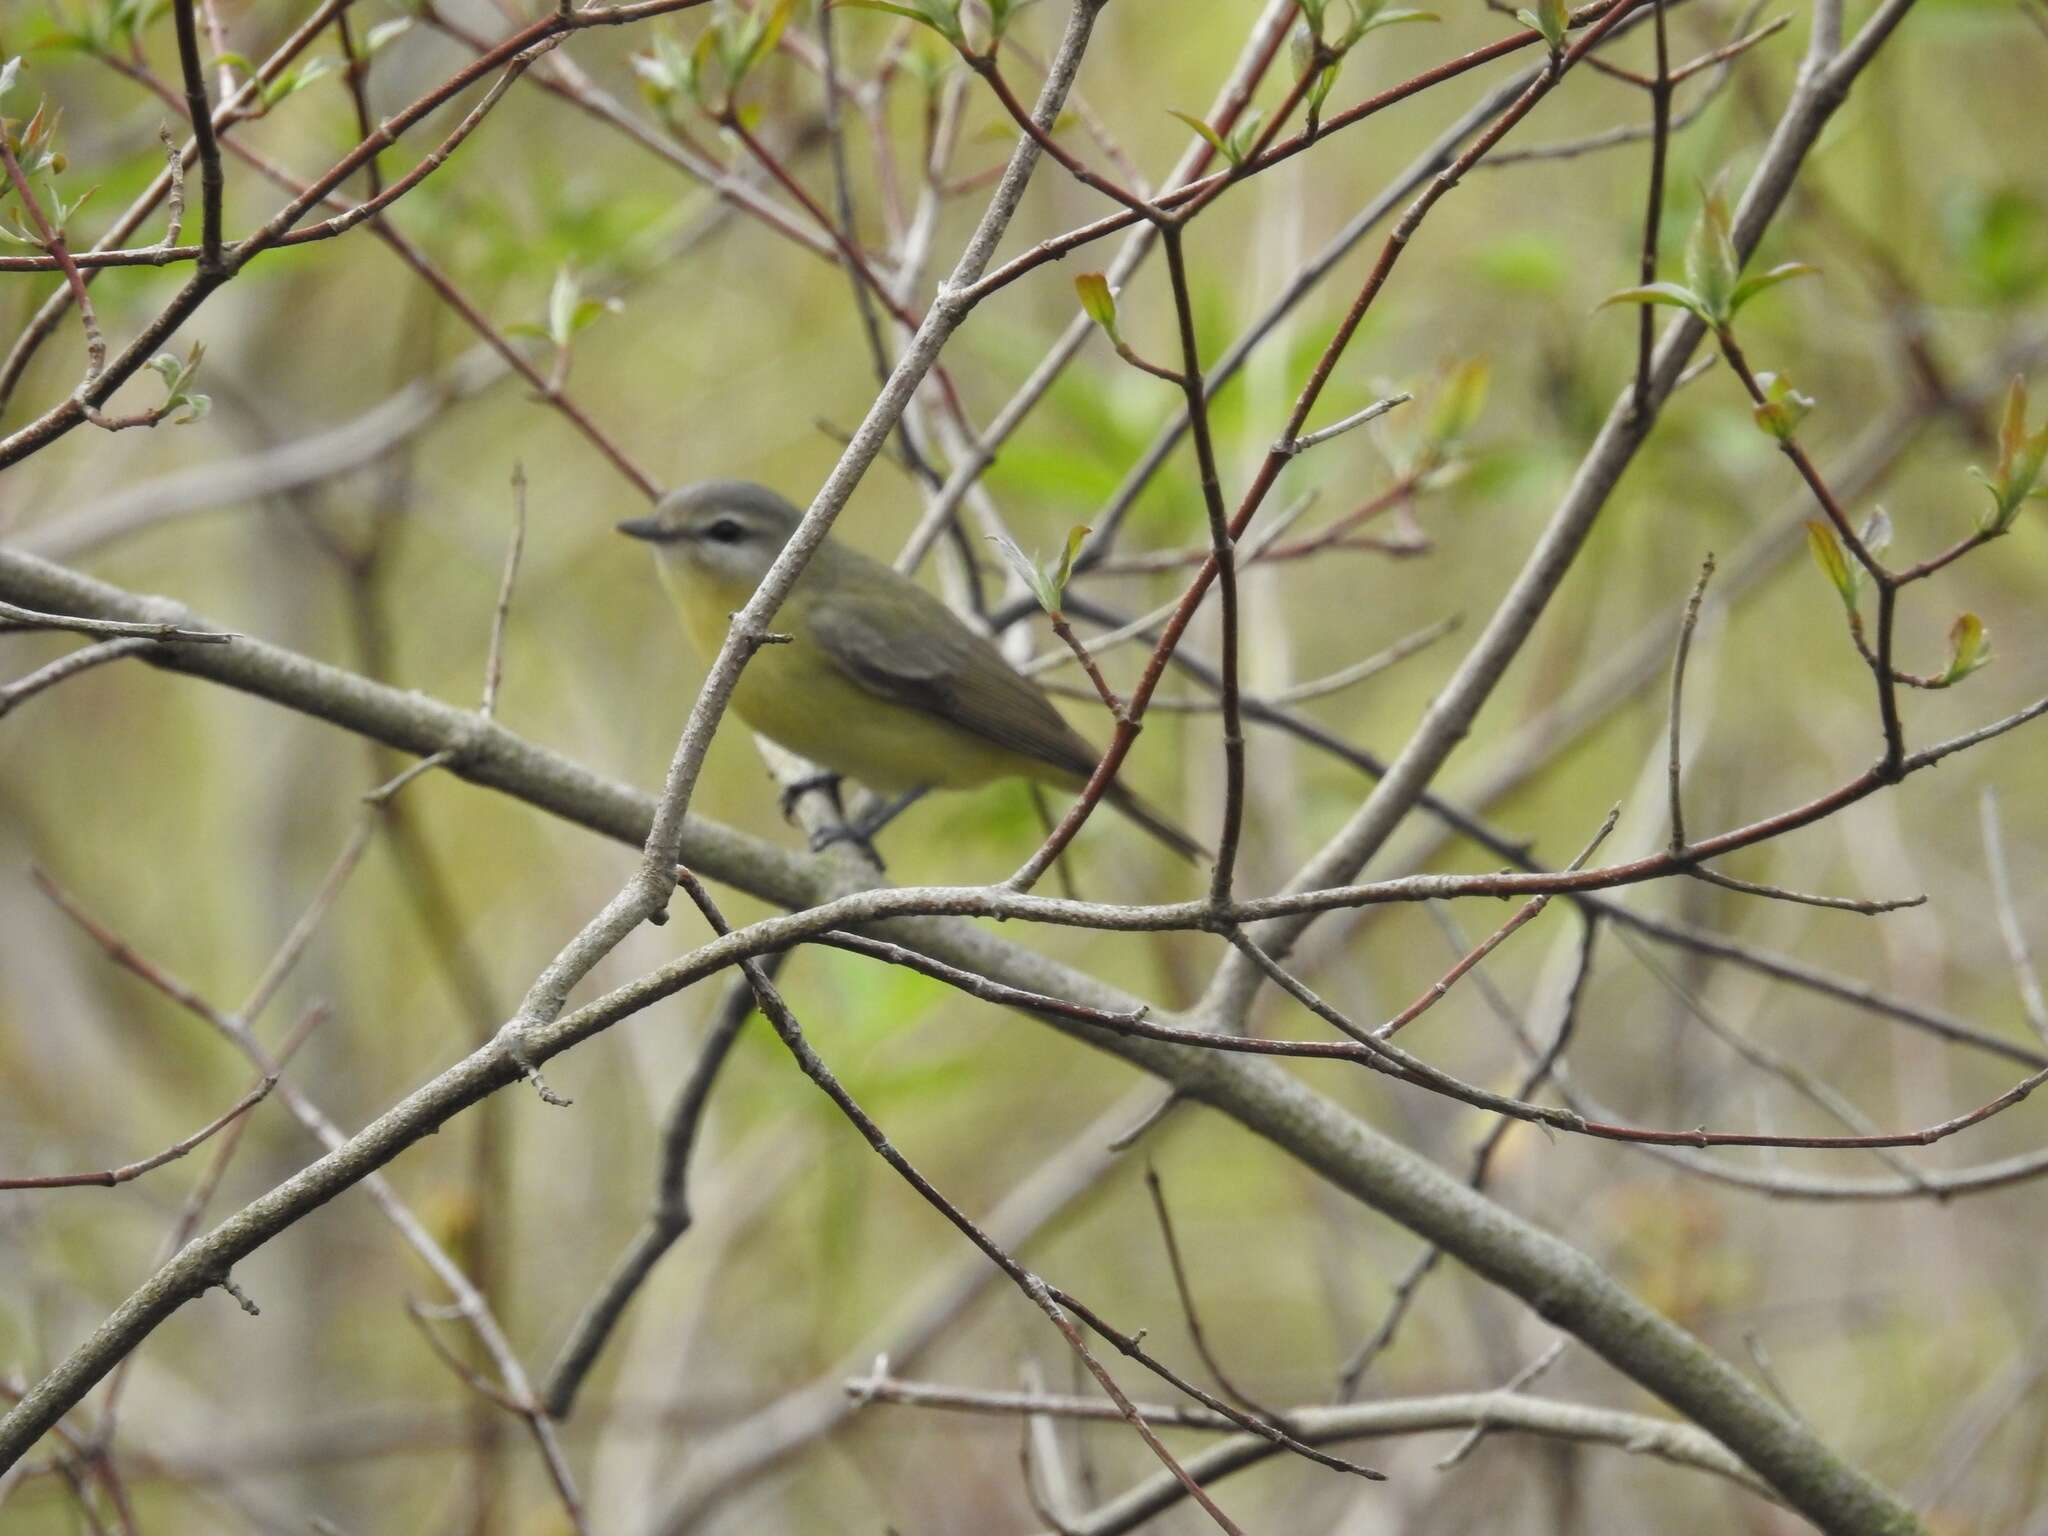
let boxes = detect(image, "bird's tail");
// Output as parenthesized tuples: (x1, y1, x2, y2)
(1105, 781, 1208, 864)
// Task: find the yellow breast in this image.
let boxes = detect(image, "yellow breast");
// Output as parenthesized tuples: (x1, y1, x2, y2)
(657, 560, 1052, 794)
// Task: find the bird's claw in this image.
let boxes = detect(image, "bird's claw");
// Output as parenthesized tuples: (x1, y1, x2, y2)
(809, 818, 886, 872)
(779, 770, 844, 824)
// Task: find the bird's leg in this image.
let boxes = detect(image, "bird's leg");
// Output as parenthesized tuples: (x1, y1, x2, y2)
(806, 788, 927, 870)
(779, 769, 844, 824)
(868, 788, 926, 835)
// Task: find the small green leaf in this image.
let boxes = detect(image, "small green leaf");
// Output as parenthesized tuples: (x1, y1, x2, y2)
(1685, 178, 1740, 322)
(262, 55, 336, 106)
(690, 26, 722, 103)
(1356, 7, 1438, 31)
(1597, 281, 1711, 321)
(547, 267, 580, 347)
(1053, 523, 1090, 599)
(984, 0, 1036, 41)
(831, 0, 932, 19)
(1805, 520, 1856, 610)
(1516, 0, 1566, 51)
(1751, 370, 1814, 442)
(1167, 108, 1237, 166)
(364, 17, 412, 52)
(986, 532, 1060, 615)
(1997, 373, 2028, 476)
(1971, 374, 2047, 531)
(833, 0, 960, 44)
(726, 0, 797, 83)
(1306, 57, 1342, 119)
(1728, 260, 1819, 317)
(1290, 16, 1318, 75)
(1426, 358, 1489, 451)
(1073, 272, 1118, 338)
(1941, 612, 1990, 684)
(1225, 108, 1266, 166)
(2017, 426, 2048, 502)
(631, 32, 692, 104)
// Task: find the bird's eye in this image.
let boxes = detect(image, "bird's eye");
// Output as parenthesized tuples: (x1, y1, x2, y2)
(705, 518, 745, 544)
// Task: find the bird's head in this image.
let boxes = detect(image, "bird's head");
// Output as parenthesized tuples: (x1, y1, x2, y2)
(618, 480, 801, 588)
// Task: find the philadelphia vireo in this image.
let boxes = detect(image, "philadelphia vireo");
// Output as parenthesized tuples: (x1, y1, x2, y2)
(618, 481, 1202, 861)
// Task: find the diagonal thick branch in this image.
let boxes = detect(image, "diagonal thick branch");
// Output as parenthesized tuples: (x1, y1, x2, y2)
(0, 545, 1930, 1534)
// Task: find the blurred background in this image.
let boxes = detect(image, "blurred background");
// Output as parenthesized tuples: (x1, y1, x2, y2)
(3, 0, 2047, 1529)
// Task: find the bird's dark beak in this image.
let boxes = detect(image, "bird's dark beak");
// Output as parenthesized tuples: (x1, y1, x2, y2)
(616, 515, 667, 542)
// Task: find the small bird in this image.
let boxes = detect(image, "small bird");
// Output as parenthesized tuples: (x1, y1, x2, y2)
(618, 480, 1202, 861)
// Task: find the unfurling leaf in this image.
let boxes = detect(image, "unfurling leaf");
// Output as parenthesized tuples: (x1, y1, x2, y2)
(1517, 0, 1568, 52)
(261, 55, 336, 107)
(1859, 506, 1893, 560)
(833, 0, 964, 47)
(1074, 272, 1118, 338)
(1728, 260, 1820, 317)
(1611, 173, 1815, 330)
(987, 532, 1065, 616)
(1225, 108, 1267, 167)
(631, 32, 697, 107)
(1054, 524, 1090, 598)
(1805, 520, 1856, 610)
(1167, 108, 1236, 166)
(1941, 612, 1990, 684)
(1999, 373, 2029, 472)
(1357, 7, 1439, 33)
(144, 340, 209, 426)
(983, 0, 1034, 42)
(1426, 358, 1490, 451)
(1969, 374, 2048, 532)
(1685, 177, 1740, 322)
(1751, 370, 1814, 442)
(539, 267, 620, 350)
(1291, 16, 1318, 75)
(832, 0, 934, 19)
(1302, 54, 1346, 123)
(364, 18, 412, 52)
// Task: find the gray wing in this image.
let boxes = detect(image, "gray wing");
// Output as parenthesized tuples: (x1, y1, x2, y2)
(806, 568, 1097, 778)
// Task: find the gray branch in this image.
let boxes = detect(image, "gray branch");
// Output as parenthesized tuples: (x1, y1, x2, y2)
(0, 545, 1926, 1533)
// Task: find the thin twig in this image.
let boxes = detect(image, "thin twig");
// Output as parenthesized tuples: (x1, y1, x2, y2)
(1274, 392, 1412, 456)
(0, 600, 230, 644)
(0, 638, 153, 719)
(541, 965, 774, 1418)
(1378, 808, 1617, 1039)
(1142, 1166, 1274, 1419)
(1979, 789, 2048, 1048)
(0, 1076, 279, 1191)
(1666, 555, 1714, 850)
(670, 870, 1250, 1535)
(481, 468, 529, 720)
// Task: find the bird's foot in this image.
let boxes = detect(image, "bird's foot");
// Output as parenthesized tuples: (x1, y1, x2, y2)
(779, 770, 844, 823)
(804, 789, 925, 873)
(809, 817, 886, 872)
